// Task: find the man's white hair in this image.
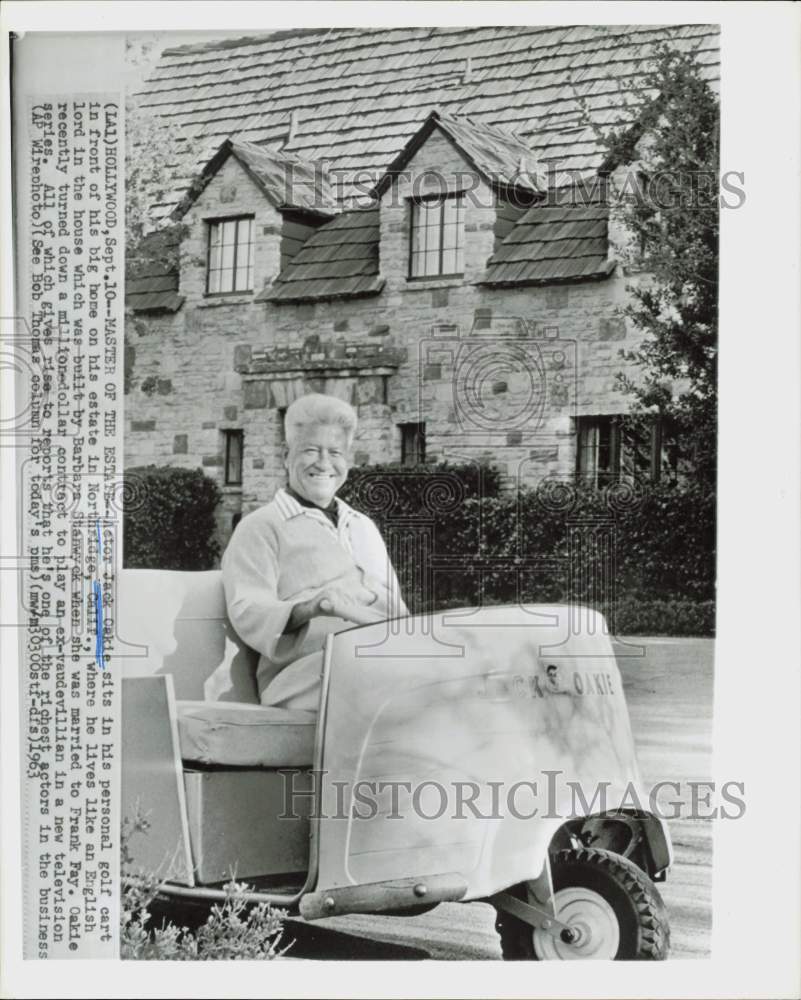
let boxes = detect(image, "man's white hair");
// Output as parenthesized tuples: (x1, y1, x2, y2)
(284, 393, 357, 448)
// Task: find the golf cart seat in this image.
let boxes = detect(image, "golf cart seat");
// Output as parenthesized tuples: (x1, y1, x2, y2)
(119, 568, 314, 767)
(175, 700, 315, 767)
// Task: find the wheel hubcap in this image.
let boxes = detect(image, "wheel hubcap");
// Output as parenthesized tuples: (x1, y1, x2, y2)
(532, 887, 620, 960)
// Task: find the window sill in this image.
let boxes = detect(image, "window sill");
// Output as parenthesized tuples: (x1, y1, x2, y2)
(199, 295, 254, 308)
(404, 276, 466, 292)
(222, 485, 243, 494)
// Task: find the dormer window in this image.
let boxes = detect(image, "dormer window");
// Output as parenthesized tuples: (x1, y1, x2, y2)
(408, 192, 465, 279)
(206, 215, 255, 294)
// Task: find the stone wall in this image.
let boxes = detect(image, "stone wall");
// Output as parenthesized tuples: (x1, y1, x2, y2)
(125, 132, 650, 553)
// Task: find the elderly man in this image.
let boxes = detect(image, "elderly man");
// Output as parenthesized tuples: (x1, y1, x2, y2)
(222, 393, 407, 712)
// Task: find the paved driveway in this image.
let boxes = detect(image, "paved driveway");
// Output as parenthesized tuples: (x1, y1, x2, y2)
(287, 636, 715, 960)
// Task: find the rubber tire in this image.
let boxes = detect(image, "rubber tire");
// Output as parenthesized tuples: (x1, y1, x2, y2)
(495, 848, 670, 960)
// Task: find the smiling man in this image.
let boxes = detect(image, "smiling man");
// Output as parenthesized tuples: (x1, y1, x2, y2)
(221, 393, 407, 712)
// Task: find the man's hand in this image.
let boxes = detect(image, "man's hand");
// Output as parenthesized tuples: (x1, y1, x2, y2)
(287, 579, 381, 631)
(315, 583, 381, 624)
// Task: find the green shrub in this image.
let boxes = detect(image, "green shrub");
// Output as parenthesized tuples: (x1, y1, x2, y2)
(343, 466, 715, 635)
(516, 478, 716, 605)
(613, 598, 716, 637)
(121, 812, 288, 960)
(340, 460, 504, 613)
(123, 465, 222, 570)
(340, 459, 504, 521)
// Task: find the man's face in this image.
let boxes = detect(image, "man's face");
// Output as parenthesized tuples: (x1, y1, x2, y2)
(285, 423, 351, 507)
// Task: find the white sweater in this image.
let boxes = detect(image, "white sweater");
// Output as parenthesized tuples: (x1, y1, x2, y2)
(221, 488, 408, 692)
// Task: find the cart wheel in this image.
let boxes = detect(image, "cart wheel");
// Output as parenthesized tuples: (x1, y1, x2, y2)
(495, 848, 670, 960)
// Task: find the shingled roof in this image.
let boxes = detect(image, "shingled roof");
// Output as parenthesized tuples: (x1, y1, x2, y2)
(261, 108, 544, 303)
(481, 185, 613, 286)
(125, 228, 184, 313)
(374, 109, 544, 197)
(136, 24, 719, 220)
(174, 137, 336, 219)
(256, 207, 383, 303)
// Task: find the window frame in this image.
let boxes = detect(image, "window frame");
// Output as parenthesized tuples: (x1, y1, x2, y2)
(399, 421, 426, 466)
(223, 429, 244, 487)
(575, 414, 675, 487)
(576, 416, 619, 489)
(407, 191, 466, 281)
(205, 214, 256, 296)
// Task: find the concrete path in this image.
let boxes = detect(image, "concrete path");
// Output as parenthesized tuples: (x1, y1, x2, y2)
(618, 637, 714, 961)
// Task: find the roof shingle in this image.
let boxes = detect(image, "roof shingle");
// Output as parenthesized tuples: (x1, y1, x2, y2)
(481, 188, 614, 286)
(257, 207, 383, 303)
(175, 138, 336, 219)
(374, 109, 544, 196)
(136, 24, 719, 218)
(125, 229, 184, 313)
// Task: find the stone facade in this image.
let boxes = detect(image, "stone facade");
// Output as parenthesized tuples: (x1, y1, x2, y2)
(125, 134, 648, 548)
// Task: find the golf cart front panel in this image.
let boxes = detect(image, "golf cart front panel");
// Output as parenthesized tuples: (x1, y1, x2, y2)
(308, 604, 646, 912)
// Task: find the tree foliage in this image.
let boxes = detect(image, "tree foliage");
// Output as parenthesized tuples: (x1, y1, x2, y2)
(125, 45, 189, 277)
(588, 44, 720, 489)
(123, 466, 222, 570)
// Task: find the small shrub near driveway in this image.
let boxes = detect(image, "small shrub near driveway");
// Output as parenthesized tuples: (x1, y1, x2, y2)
(121, 812, 288, 960)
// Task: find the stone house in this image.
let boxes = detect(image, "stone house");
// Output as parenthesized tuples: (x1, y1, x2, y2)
(125, 24, 719, 545)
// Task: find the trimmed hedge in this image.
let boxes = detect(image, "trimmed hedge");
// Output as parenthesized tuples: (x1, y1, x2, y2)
(613, 599, 716, 637)
(342, 462, 715, 636)
(339, 459, 505, 517)
(123, 465, 222, 570)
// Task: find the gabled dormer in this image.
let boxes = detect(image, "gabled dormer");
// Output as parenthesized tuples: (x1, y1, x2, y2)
(372, 109, 543, 291)
(171, 138, 336, 306)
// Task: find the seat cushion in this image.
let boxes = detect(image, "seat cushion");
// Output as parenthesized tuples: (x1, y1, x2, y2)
(176, 701, 316, 767)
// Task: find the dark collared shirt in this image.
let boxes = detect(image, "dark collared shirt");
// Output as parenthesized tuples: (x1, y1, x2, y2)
(285, 484, 339, 527)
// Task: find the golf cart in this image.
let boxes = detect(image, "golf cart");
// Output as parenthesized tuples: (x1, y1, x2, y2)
(119, 568, 671, 960)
